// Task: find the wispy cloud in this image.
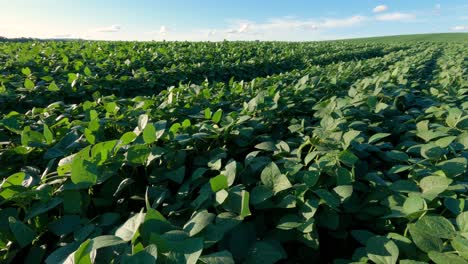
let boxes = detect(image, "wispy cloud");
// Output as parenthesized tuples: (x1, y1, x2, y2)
(159, 25, 168, 35)
(51, 34, 72, 38)
(94, 25, 121, 33)
(373, 5, 388, 13)
(375, 12, 415, 21)
(452, 25, 467, 31)
(224, 15, 367, 36)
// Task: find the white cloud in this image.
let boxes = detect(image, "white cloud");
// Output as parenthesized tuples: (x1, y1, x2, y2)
(452, 25, 467, 31)
(159, 25, 168, 35)
(94, 25, 121, 32)
(373, 5, 388, 13)
(375, 12, 415, 21)
(238, 23, 249, 33)
(225, 15, 366, 36)
(51, 34, 74, 39)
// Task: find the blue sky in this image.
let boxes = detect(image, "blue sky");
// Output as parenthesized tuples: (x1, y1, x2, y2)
(1, 0, 467, 41)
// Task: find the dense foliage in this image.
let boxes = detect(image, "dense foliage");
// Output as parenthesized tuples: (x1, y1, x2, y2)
(0, 37, 467, 263)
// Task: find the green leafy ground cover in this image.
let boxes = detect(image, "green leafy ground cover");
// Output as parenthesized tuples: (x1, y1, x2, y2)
(0, 34, 467, 263)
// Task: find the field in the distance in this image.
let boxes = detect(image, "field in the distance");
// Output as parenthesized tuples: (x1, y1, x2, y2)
(0, 33, 467, 263)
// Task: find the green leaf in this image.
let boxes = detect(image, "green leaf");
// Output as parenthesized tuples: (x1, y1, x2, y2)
(9, 217, 36, 248)
(408, 223, 443, 253)
(115, 210, 145, 241)
(276, 214, 302, 230)
(24, 79, 35, 90)
(0, 172, 27, 199)
(204, 108, 212, 119)
(71, 146, 98, 185)
(91, 235, 126, 249)
(199, 250, 235, 264)
(84, 66, 92, 76)
(183, 210, 215, 237)
(343, 130, 360, 149)
(48, 215, 81, 236)
(255, 141, 276, 151)
(368, 133, 391, 144)
(457, 212, 468, 236)
(240, 190, 251, 219)
(126, 144, 150, 165)
(142, 123, 157, 144)
(25, 197, 63, 221)
(212, 109, 223, 123)
(436, 158, 467, 178)
(339, 150, 359, 167)
(250, 185, 273, 205)
(260, 162, 292, 194)
(366, 236, 399, 264)
(210, 175, 228, 192)
(138, 114, 149, 131)
(351, 230, 376, 245)
(48, 81, 60, 91)
(245, 240, 286, 264)
(21, 67, 31, 75)
(413, 215, 456, 239)
(446, 108, 463, 128)
(402, 195, 426, 215)
(428, 251, 467, 264)
(451, 236, 468, 259)
(315, 189, 341, 209)
(420, 176, 451, 201)
(300, 170, 320, 187)
(121, 244, 157, 264)
(72, 239, 93, 264)
(43, 124, 54, 144)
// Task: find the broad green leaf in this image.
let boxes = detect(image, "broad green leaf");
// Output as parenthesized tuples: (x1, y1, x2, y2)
(420, 176, 451, 201)
(457, 212, 468, 236)
(212, 109, 223, 123)
(9, 217, 36, 248)
(245, 240, 286, 264)
(71, 146, 98, 185)
(142, 123, 157, 144)
(72, 239, 93, 264)
(276, 214, 302, 230)
(25, 197, 63, 221)
(115, 210, 145, 241)
(428, 251, 467, 264)
(436, 158, 467, 178)
(366, 236, 399, 264)
(183, 210, 215, 237)
(339, 150, 358, 167)
(408, 223, 443, 253)
(43, 124, 54, 144)
(121, 244, 157, 264)
(260, 162, 292, 194)
(48, 215, 81, 236)
(24, 79, 35, 90)
(199, 250, 235, 264)
(48, 81, 60, 91)
(413, 215, 456, 239)
(368, 133, 391, 144)
(138, 114, 149, 131)
(209, 175, 228, 192)
(343, 130, 360, 149)
(402, 195, 426, 216)
(451, 236, 468, 259)
(22, 67, 31, 75)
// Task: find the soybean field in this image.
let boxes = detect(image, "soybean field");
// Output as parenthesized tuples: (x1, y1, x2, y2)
(0, 33, 467, 263)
